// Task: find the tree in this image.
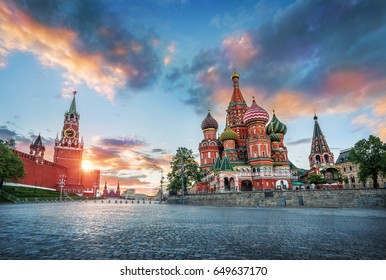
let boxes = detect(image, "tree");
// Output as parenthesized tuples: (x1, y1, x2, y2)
(308, 174, 327, 185)
(167, 147, 203, 195)
(0, 141, 25, 191)
(348, 135, 386, 188)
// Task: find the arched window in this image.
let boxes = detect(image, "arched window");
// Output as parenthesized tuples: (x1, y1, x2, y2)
(315, 155, 321, 163)
(324, 154, 329, 163)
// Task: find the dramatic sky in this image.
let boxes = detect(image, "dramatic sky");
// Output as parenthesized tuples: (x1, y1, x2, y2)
(1, 0, 386, 193)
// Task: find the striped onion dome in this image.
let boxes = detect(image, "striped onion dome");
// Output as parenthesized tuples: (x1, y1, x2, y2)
(201, 110, 218, 130)
(269, 132, 281, 142)
(243, 98, 269, 125)
(220, 126, 238, 142)
(266, 111, 287, 135)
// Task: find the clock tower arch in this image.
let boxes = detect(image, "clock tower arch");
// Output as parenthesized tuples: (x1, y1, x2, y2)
(53, 90, 84, 186)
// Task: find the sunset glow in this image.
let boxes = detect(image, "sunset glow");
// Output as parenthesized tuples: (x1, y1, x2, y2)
(1, 0, 386, 191)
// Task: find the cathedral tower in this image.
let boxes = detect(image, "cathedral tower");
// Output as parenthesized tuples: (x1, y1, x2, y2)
(199, 110, 220, 171)
(266, 111, 289, 164)
(243, 97, 273, 167)
(53, 91, 83, 185)
(309, 114, 334, 170)
(226, 69, 248, 160)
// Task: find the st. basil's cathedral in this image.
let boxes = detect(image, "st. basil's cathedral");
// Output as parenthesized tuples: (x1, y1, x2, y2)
(197, 70, 291, 192)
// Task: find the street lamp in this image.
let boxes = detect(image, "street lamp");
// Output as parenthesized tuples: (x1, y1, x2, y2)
(153, 165, 164, 203)
(59, 174, 66, 202)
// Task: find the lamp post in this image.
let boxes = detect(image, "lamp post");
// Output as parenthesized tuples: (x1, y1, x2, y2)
(153, 165, 164, 203)
(59, 174, 66, 202)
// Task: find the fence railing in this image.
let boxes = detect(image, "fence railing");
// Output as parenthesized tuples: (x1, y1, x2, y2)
(0, 190, 21, 203)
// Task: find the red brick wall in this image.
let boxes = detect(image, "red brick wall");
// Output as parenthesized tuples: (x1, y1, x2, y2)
(12, 150, 67, 188)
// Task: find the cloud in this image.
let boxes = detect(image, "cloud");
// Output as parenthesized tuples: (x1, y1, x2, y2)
(352, 114, 386, 142)
(286, 138, 312, 146)
(0, 0, 161, 100)
(97, 136, 147, 149)
(222, 33, 259, 68)
(173, 0, 386, 126)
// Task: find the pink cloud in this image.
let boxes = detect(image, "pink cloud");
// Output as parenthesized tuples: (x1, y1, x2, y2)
(222, 33, 259, 68)
(0, 2, 142, 101)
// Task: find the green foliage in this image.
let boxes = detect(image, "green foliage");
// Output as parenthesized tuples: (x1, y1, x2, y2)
(308, 174, 327, 184)
(0, 139, 16, 149)
(348, 135, 386, 188)
(167, 147, 203, 195)
(0, 142, 25, 189)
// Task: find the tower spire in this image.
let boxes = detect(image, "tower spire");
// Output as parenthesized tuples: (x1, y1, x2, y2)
(309, 114, 334, 169)
(69, 90, 77, 113)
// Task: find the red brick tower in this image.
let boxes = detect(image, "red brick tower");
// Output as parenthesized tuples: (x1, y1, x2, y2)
(309, 114, 334, 171)
(53, 90, 83, 186)
(243, 97, 272, 167)
(226, 69, 249, 160)
(199, 110, 220, 171)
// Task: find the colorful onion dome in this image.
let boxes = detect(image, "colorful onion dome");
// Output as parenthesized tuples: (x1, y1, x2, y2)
(220, 125, 238, 142)
(201, 110, 218, 130)
(243, 97, 269, 125)
(266, 111, 287, 135)
(269, 132, 281, 142)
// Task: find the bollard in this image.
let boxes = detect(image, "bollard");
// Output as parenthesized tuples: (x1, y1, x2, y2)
(131, 200, 133, 204)
(137, 200, 139, 204)
(115, 200, 117, 203)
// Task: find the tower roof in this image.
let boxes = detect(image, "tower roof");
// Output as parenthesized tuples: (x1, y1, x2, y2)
(310, 114, 331, 155)
(32, 134, 43, 147)
(220, 156, 234, 171)
(220, 125, 238, 142)
(201, 110, 218, 130)
(69, 90, 77, 114)
(243, 97, 269, 124)
(229, 69, 247, 107)
(266, 111, 287, 135)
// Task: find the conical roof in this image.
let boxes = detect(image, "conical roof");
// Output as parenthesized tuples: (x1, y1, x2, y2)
(229, 69, 247, 107)
(310, 114, 331, 155)
(32, 134, 43, 146)
(69, 90, 77, 113)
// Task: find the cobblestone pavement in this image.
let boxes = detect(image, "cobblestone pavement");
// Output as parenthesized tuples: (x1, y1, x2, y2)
(1, 201, 386, 260)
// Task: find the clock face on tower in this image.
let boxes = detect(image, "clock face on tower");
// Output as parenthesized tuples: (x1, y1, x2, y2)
(64, 128, 76, 139)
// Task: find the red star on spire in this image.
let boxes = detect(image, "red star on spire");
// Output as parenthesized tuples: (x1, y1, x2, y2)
(73, 90, 77, 95)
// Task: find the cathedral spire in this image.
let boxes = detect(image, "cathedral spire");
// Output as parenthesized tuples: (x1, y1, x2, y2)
(309, 114, 334, 169)
(229, 69, 246, 105)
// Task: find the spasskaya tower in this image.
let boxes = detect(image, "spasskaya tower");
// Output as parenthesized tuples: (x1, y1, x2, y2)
(53, 90, 84, 186)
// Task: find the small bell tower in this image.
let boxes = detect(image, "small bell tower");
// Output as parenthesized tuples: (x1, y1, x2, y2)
(30, 134, 45, 164)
